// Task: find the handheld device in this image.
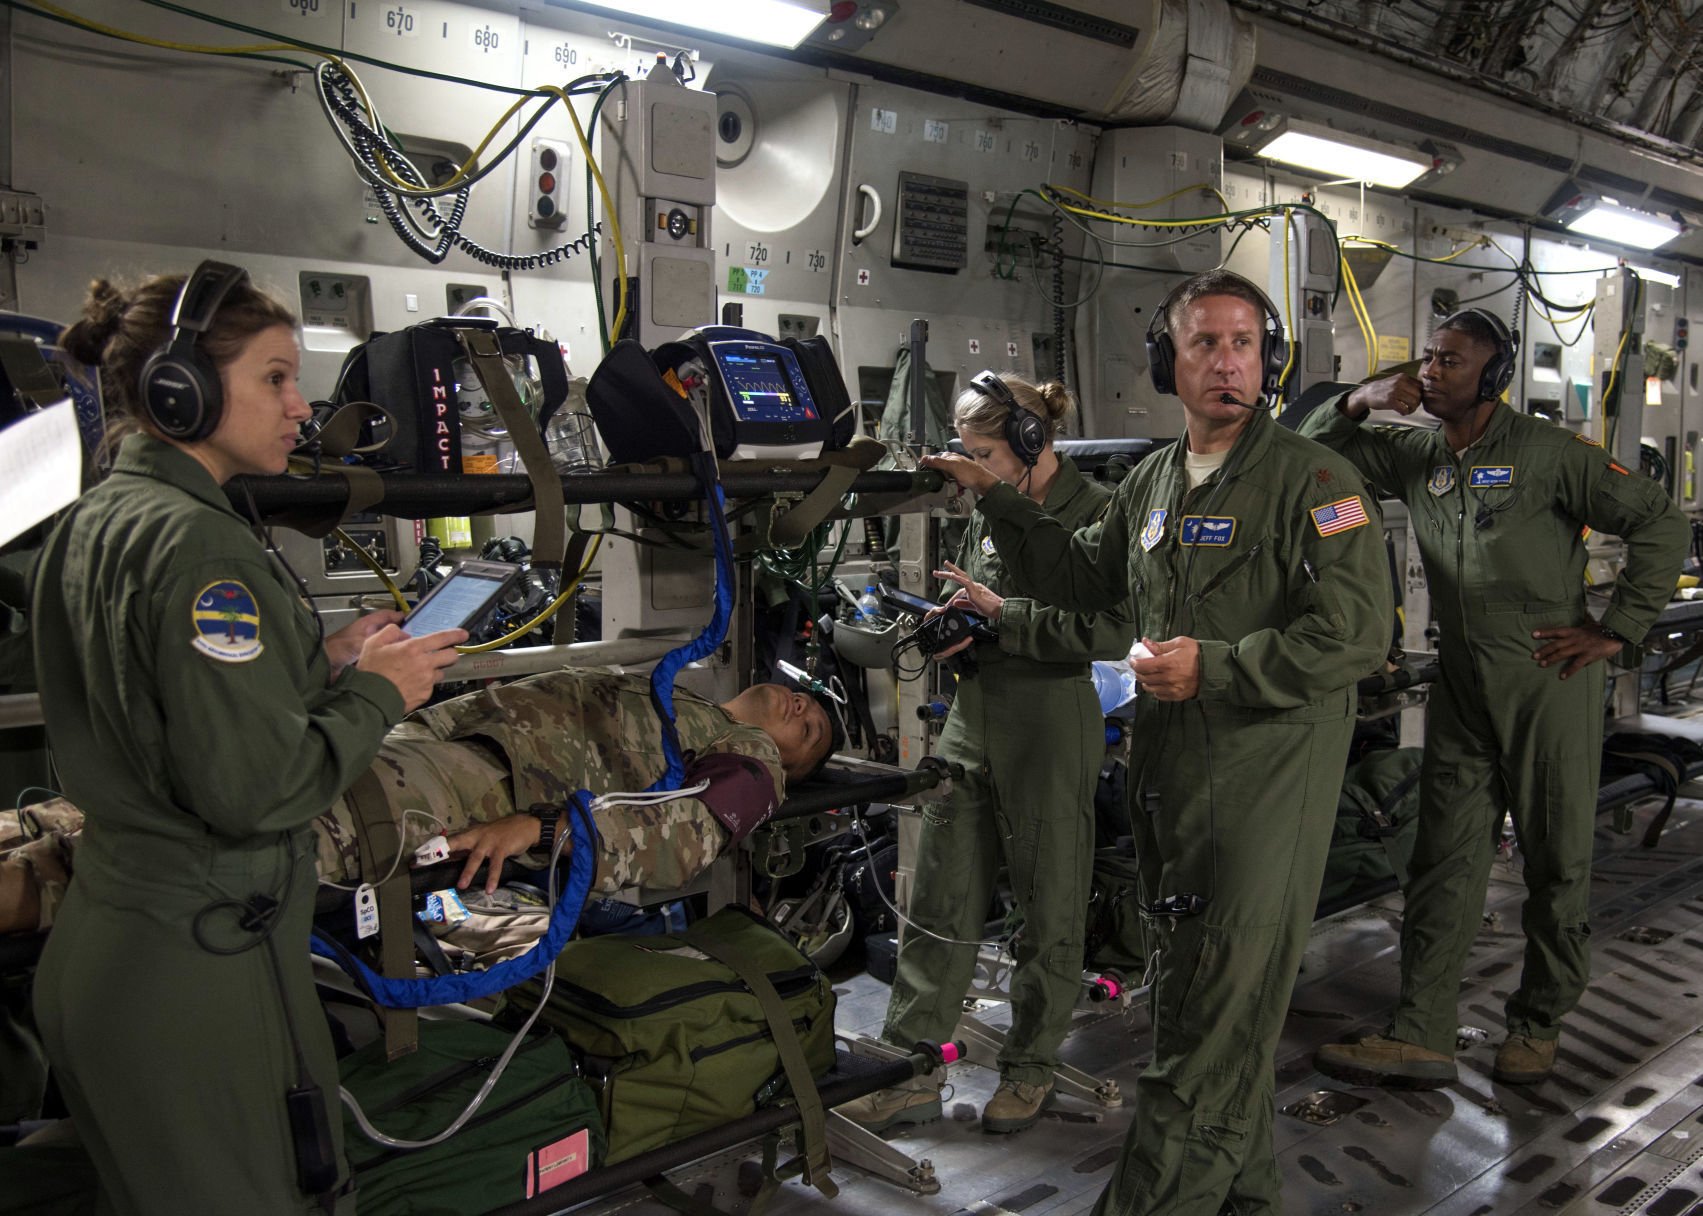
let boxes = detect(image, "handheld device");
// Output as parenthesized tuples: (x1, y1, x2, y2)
(879, 584, 998, 643)
(402, 559, 520, 638)
(910, 606, 982, 657)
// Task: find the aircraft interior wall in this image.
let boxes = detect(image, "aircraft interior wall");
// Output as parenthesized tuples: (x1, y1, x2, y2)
(12, 0, 1702, 471)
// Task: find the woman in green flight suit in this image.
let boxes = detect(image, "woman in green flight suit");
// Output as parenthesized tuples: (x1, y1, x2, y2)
(30, 266, 464, 1214)
(842, 373, 1133, 1135)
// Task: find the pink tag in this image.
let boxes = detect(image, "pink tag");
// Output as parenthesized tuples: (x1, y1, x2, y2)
(526, 1128, 590, 1198)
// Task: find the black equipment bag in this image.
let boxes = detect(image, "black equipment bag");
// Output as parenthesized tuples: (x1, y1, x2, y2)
(333, 319, 569, 473)
(582, 338, 704, 465)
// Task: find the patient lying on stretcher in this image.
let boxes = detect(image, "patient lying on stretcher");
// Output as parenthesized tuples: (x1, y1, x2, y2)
(1, 667, 842, 935)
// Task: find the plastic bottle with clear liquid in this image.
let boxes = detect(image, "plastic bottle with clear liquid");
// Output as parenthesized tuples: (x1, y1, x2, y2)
(857, 585, 886, 626)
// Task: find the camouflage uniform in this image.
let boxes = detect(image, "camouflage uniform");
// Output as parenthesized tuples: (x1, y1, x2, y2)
(1, 800, 80, 1124)
(1, 800, 82, 933)
(13, 670, 785, 913)
(315, 667, 785, 893)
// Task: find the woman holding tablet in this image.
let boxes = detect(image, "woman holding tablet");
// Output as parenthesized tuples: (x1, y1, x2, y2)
(30, 263, 464, 1214)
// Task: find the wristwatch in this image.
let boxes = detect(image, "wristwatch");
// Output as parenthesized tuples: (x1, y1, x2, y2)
(526, 803, 562, 853)
(1597, 622, 1629, 645)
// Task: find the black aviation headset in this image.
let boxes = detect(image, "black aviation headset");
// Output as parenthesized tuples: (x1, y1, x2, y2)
(138, 260, 252, 442)
(1441, 306, 1520, 403)
(969, 369, 1048, 467)
(1144, 276, 1288, 403)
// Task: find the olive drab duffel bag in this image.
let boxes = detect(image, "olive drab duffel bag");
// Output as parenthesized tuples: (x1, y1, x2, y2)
(503, 905, 837, 1184)
(1316, 746, 1423, 914)
(339, 1020, 605, 1215)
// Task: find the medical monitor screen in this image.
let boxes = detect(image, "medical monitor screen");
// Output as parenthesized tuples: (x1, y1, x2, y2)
(716, 349, 817, 424)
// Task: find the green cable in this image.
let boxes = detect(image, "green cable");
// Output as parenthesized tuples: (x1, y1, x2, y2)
(1, 0, 315, 69)
(138, 0, 573, 96)
(585, 76, 622, 354)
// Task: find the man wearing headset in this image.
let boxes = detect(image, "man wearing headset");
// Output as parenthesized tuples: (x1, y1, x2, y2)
(922, 270, 1390, 1216)
(1302, 309, 1688, 1090)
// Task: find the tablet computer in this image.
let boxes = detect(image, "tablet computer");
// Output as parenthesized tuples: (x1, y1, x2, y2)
(402, 560, 520, 638)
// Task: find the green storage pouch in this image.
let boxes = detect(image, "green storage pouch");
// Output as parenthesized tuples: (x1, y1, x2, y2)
(504, 906, 836, 1167)
(339, 1020, 605, 1215)
(1084, 848, 1148, 975)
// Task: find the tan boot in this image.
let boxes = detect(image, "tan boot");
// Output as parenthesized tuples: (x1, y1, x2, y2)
(1315, 1034, 1457, 1089)
(981, 1079, 1054, 1134)
(835, 1073, 943, 1133)
(1493, 1034, 1557, 1085)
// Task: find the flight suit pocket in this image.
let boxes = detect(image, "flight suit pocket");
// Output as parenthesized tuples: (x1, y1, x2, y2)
(1532, 759, 1558, 845)
(1158, 928, 1217, 1028)
(1186, 542, 1264, 609)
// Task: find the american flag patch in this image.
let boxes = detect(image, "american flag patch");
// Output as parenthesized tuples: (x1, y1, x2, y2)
(1310, 496, 1368, 537)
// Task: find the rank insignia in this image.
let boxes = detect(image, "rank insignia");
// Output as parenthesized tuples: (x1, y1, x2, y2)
(1140, 508, 1167, 551)
(1310, 496, 1369, 537)
(191, 580, 263, 663)
(1179, 515, 1237, 546)
(1427, 465, 1455, 496)
(1468, 465, 1514, 488)
(982, 536, 996, 556)
(1574, 433, 1602, 447)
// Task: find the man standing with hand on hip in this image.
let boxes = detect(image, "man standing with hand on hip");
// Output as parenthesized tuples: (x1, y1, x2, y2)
(1305, 307, 1687, 1089)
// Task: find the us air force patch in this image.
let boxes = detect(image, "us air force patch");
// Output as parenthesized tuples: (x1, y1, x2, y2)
(1427, 465, 1456, 495)
(1469, 465, 1514, 488)
(1179, 516, 1236, 546)
(1140, 508, 1167, 551)
(982, 536, 996, 557)
(192, 580, 263, 663)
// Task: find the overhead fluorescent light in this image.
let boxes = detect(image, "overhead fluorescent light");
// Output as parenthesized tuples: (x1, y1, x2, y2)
(1253, 120, 1432, 189)
(1545, 181, 1682, 251)
(550, 1, 826, 49)
(1630, 265, 1682, 289)
(1565, 198, 1681, 251)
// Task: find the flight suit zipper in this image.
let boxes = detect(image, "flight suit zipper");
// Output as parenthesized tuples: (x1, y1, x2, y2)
(1447, 450, 1481, 691)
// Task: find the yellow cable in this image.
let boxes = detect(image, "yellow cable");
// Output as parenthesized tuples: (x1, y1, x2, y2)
(1341, 255, 1378, 378)
(332, 526, 410, 611)
(1432, 241, 1486, 263)
(548, 82, 629, 341)
(1602, 324, 1633, 429)
(33, 3, 572, 210)
(1339, 255, 1374, 379)
(1339, 235, 1401, 254)
(1483, 236, 1523, 268)
(1052, 197, 1240, 228)
(331, 54, 550, 195)
(33, 0, 295, 54)
(1047, 180, 1232, 215)
(455, 533, 603, 654)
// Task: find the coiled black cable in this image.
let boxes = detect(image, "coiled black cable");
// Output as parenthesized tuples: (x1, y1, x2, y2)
(316, 63, 602, 270)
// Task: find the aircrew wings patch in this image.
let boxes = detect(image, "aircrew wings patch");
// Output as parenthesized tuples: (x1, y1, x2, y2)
(1310, 496, 1369, 538)
(191, 580, 264, 662)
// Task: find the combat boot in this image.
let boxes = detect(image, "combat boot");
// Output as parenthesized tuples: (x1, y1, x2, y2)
(835, 1072, 943, 1133)
(981, 1079, 1053, 1134)
(1493, 1034, 1557, 1084)
(1315, 1033, 1457, 1089)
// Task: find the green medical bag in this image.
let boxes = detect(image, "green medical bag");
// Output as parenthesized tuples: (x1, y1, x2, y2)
(340, 1020, 604, 1215)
